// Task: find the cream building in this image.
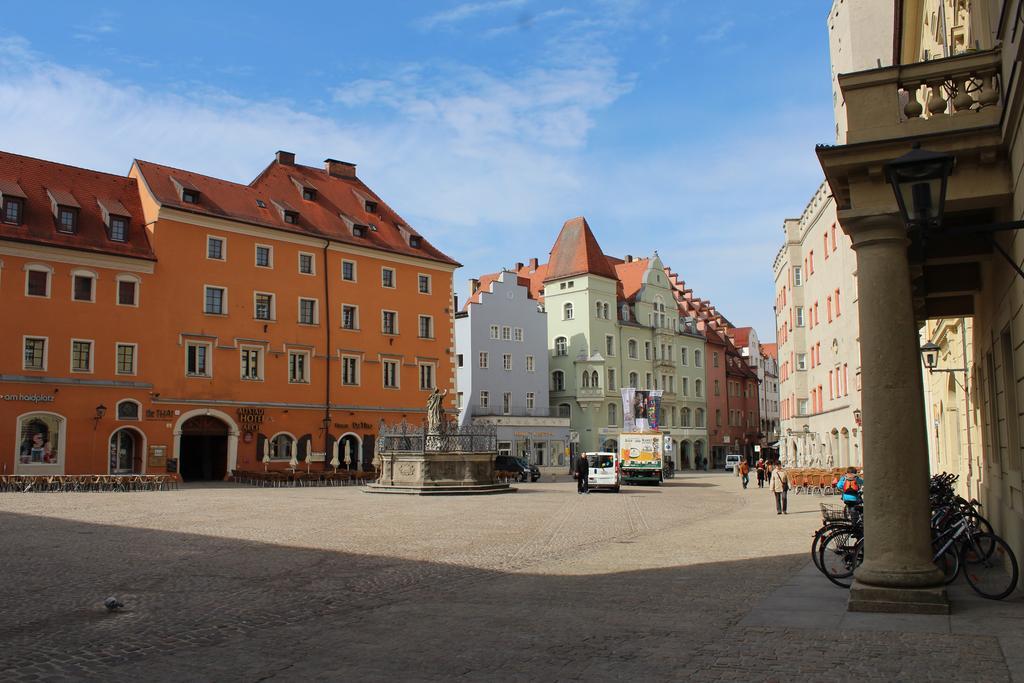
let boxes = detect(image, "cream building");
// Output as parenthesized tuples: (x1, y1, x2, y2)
(814, 0, 1024, 610)
(774, 183, 863, 467)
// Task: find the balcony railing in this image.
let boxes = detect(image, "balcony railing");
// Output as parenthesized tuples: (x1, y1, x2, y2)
(840, 48, 1001, 145)
(470, 405, 554, 418)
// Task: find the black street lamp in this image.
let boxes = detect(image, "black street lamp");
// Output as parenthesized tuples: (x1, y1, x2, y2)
(920, 341, 940, 371)
(885, 145, 955, 231)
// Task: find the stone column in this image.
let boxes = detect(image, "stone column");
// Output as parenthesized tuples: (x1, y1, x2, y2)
(843, 214, 947, 614)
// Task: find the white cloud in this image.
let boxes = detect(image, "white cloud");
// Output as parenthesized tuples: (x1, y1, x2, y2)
(416, 0, 527, 31)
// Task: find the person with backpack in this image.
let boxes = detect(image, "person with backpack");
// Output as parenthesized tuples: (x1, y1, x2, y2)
(835, 467, 863, 508)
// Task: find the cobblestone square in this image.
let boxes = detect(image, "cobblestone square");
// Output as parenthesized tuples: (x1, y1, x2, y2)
(0, 473, 1019, 681)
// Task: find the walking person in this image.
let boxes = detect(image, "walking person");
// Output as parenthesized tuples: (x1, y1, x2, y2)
(755, 457, 766, 489)
(575, 452, 590, 495)
(739, 459, 750, 489)
(769, 460, 789, 515)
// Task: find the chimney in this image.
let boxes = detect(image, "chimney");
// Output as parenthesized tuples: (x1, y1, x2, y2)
(529, 257, 538, 270)
(325, 159, 357, 178)
(515, 262, 524, 271)
(276, 150, 295, 165)
(469, 278, 480, 294)
(625, 254, 633, 263)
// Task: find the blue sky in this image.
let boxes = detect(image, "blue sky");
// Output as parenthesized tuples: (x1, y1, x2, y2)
(0, 1, 835, 341)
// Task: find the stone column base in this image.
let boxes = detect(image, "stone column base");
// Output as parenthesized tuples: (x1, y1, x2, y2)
(847, 580, 950, 615)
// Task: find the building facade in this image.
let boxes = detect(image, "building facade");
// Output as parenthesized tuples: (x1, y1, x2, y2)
(455, 270, 570, 466)
(814, 0, 1024, 608)
(774, 183, 863, 467)
(2, 150, 459, 479)
(496, 218, 710, 467)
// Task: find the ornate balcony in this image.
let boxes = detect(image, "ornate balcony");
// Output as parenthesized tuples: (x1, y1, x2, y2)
(841, 48, 1001, 146)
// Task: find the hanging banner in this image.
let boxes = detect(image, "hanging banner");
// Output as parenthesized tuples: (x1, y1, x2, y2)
(621, 389, 663, 433)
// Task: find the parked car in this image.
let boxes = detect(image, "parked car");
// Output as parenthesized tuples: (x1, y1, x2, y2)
(584, 451, 620, 492)
(516, 457, 541, 482)
(495, 455, 533, 482)
(724, 454, 743, 472)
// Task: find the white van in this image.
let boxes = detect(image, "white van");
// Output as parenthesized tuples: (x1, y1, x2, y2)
(724, 454, 743, 472)
(585, 452, 620, 492)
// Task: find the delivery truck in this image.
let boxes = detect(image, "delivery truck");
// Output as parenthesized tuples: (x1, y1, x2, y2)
(619, 432, 663, 485)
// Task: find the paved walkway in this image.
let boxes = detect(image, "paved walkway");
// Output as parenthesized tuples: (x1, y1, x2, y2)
(0, 473, 1018, 681)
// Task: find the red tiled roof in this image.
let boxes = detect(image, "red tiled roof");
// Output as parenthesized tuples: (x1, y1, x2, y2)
(510, 262, 549, 302)
(543, 216, 618, 282)
(731, 326, 753, 348)
(463, 271, 535, 310)
(761, 343, 778, 359)
(0, 151, 154, 261)
(615, 258, 649, 301)
(134, 156, 459, 267)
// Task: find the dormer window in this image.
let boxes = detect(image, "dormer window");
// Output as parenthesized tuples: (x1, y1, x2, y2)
(170, 176, 201, 205)
(409, 235, 421, 248)
(0, 180, 27, 225)
(57, 207, 78, 234)
(353, 225, 367, 238)
(182, 189, 200, 204)
(256, 199, 266, 208)
(283, 210, 298, 224)
(3, 197, 23, 225)
(365, 200, 377, 213)
(302, 188, 316, 201)
(290, 176, 318, 202)
(109, 216, 128, 241)
(271, 199, 299, 225)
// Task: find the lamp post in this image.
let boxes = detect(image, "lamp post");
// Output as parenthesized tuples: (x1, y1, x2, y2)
(884, 145, 955, 232)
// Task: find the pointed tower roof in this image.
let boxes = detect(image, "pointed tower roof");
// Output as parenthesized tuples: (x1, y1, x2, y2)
(542, 216, 618, 283)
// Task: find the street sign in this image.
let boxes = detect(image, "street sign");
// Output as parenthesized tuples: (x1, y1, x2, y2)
(664, 435, 673, 451)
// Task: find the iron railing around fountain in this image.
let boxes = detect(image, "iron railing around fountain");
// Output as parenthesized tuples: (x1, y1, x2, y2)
(378, 420, 497, 454)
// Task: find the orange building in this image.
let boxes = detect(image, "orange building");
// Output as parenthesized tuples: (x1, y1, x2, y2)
(1, 150, 459, 480)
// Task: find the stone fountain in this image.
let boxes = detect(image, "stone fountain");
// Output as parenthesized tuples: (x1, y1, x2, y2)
(365, 389, 515, 495)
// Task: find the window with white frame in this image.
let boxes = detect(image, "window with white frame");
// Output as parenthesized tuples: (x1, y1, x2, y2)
(695, 379, 703, 397)
(681, 377, 689, 396)
(645, 342, 652, 360)
(795, 307, 805, 327)
(298, 298, 318, 325)
(608, 368, 616, 390)
(525, 355, 535, 372)
(288, 350, 310, 383)
(563, 302, 574, 320)
(186, 341, 211, 377)
(418, 363, 435, 390)
(254, 292, 274, 320)
(71, 339, 93, 373)
(381, 267, 395, 288)
(240, 347, 263, 380)
(489, 325, 499, 339)
(382, 310, 398, 335)
(207, 236, 225, 260)
(797, 399, 809, 416)
(383, 359, 399, 388)
(418, 315, 434, 339)
(554, 337, 568, 356)
(25, 266, 51, 298)
(502, 392, 512, 414)
(23, 337, 46, 370)
(694, 350, 703, 367)
(341, 304, 359, 330)
(501, 326, 511, 341)
(608, 403, 617, 426)
(503, 353, 512, 371)
(606, 335, 615, 356)
(629, 372, 638, 388)
(71, 271, 96, 302)
(526, 392, 536, 410)
(255, 245, 273, 268)
(204, 286, 226, 314)
(115, 343, 137, 375)
(298, 252, 314, 275)
(116, 276, 139, 306)
(341, 356, 359, 385)
(479, 351, 489, 368)
(628, 339, 638, 359)
(514, 328, 523, 342)
(479, 391, 489, 409)
(680, 347, 688, 365)
(418, 274, 431, 294)
(796, 353, 807, 370)
(793, 265, 803, 286)
(341, 260, 356, 282)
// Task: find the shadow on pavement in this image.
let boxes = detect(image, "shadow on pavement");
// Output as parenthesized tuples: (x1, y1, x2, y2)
(0, 509, 1015, 682)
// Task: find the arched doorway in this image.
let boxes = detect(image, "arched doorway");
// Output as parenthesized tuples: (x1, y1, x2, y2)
(694, 440, 705, 470)
(180, 415, 229, 481)
(681, 440, 692, 469)
(335, 433, 362, 470)
(108, 428, 144, 474)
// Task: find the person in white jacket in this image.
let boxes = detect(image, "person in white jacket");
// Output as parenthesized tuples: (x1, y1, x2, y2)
(769, 461, 789, 515)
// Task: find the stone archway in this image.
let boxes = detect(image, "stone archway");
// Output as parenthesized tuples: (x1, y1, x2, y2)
(107, 426, 147, 475)
(680, 440, 693, 469)
(173, 409, 239, 481)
